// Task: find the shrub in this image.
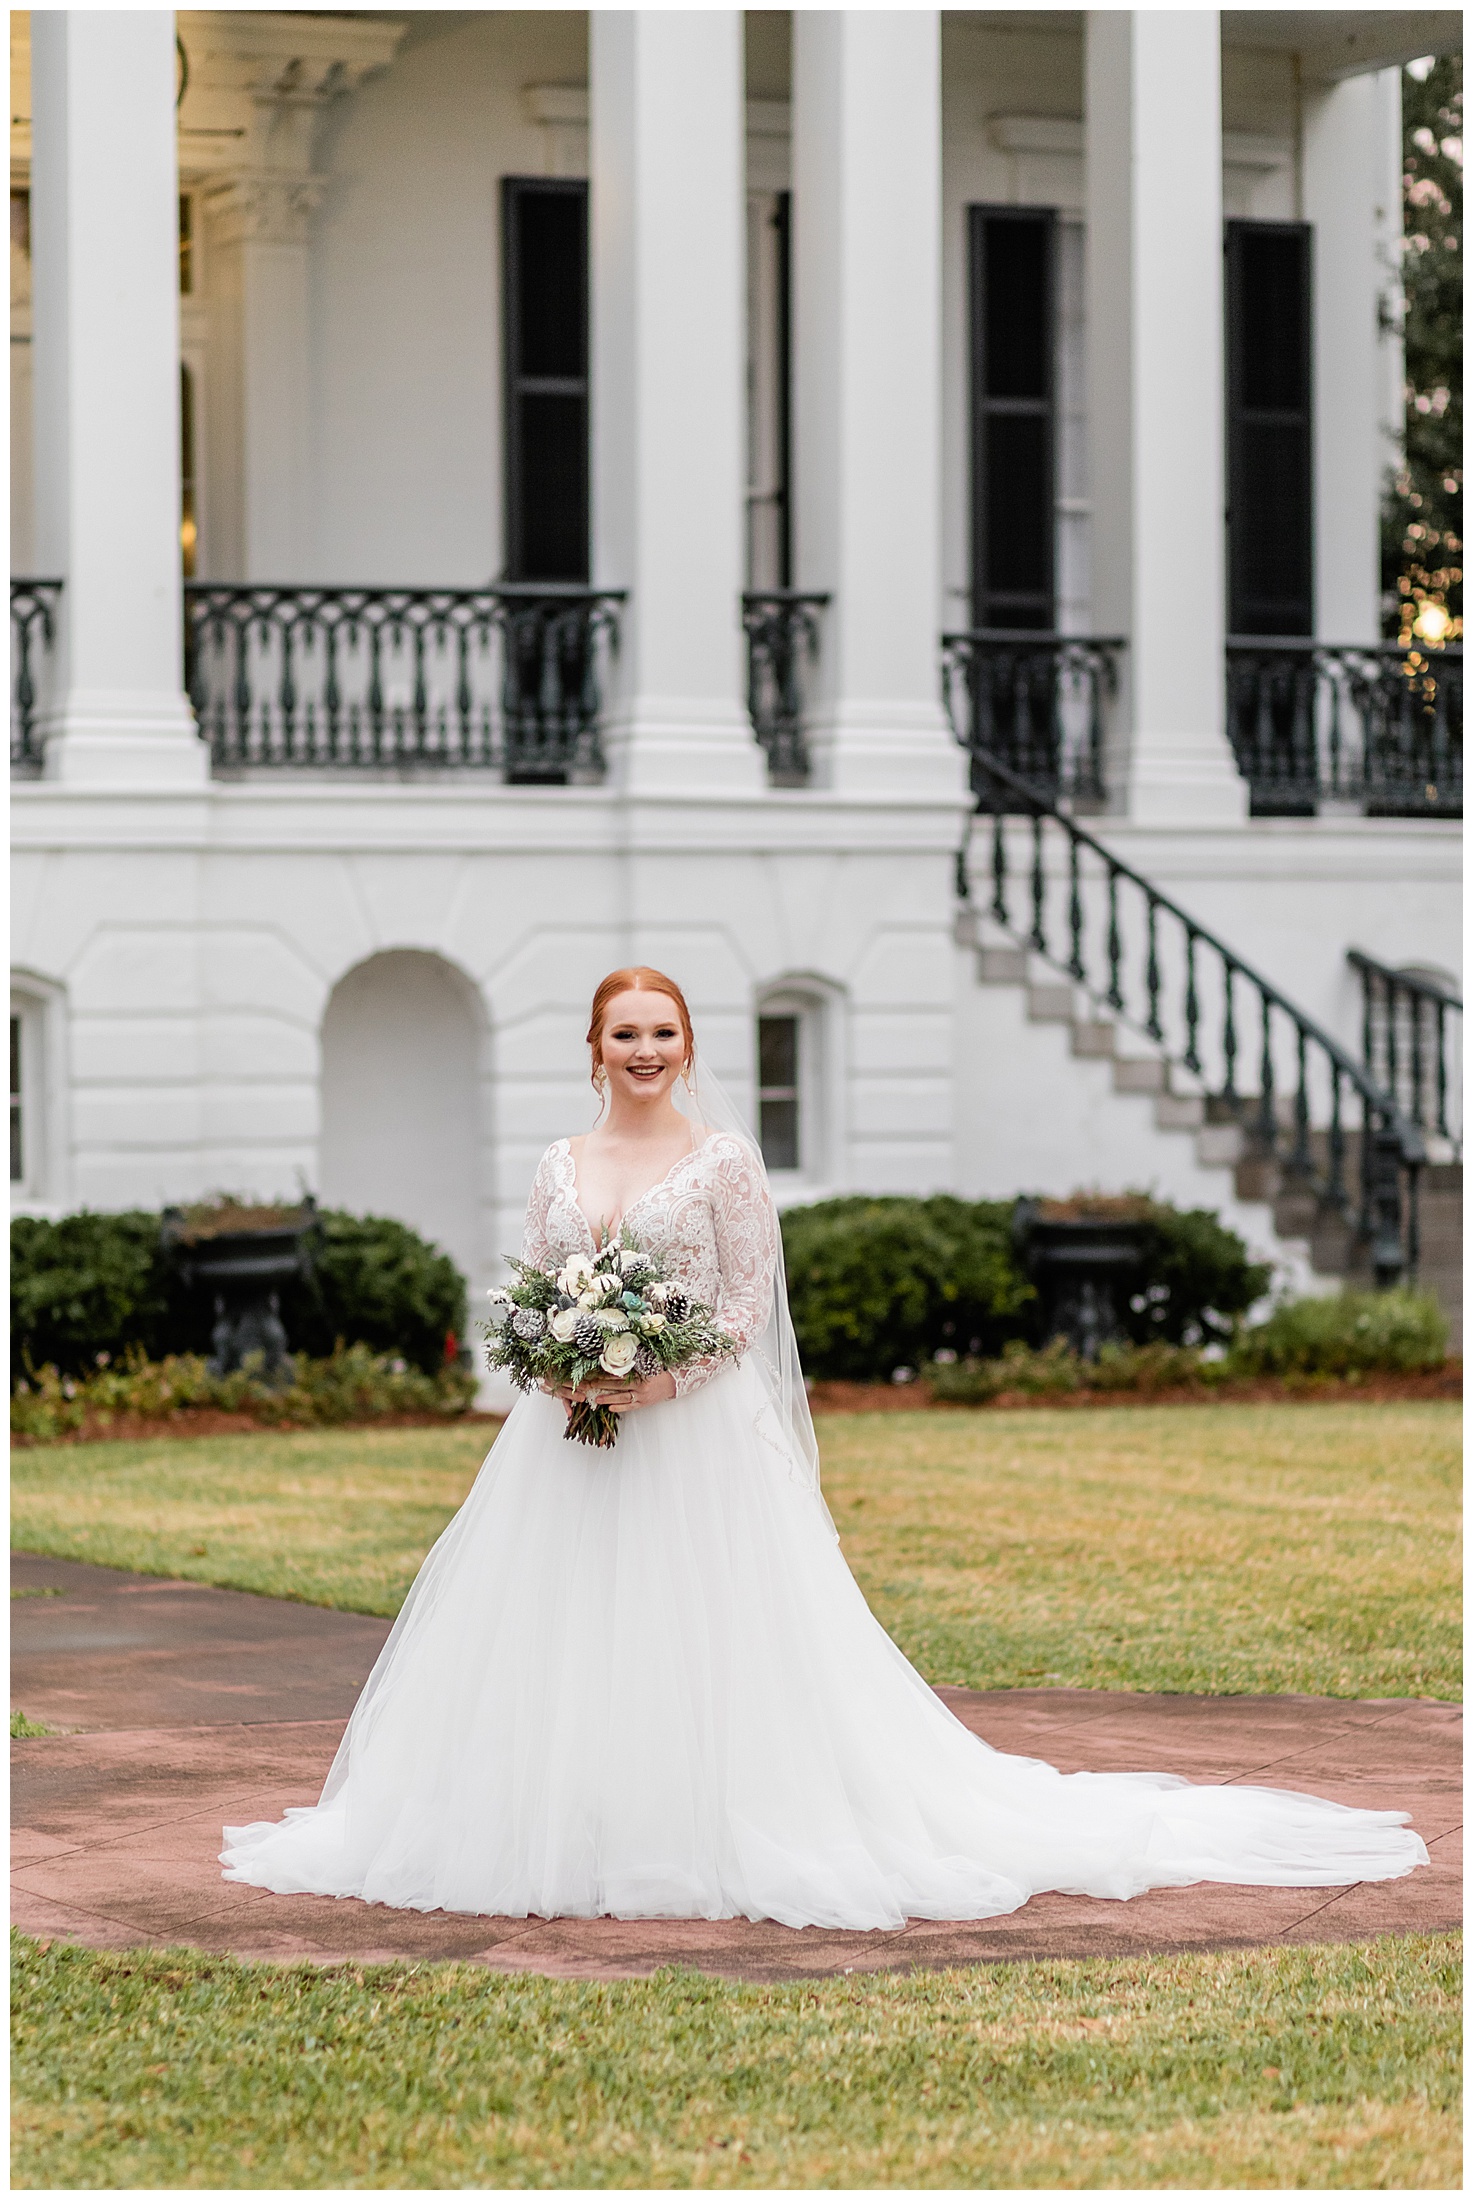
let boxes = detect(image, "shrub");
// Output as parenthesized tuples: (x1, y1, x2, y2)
(9, 1212, 178, 1376)
(11, 1207, 467, 1383)
(1226, 1288, 1451, 1378)
(286, 1213, 466, 1376)
(1124, 1205, 1273, 1347)
(781, 1196, 1034, 1381)
(11, 1343, 477, 1445)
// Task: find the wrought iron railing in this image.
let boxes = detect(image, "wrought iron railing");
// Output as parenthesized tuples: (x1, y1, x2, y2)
(10, 579, 62, 776)
(1226, 639, 1462, 818)
(957, 743, 1427, 1286)
(1349, 949, 1462, 1163)
(941, 630, 1124, 809)
(742, 591, 828, 784)
(184, 583, 624, 781)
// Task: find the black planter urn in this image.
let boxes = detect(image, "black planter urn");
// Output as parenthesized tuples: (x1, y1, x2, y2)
(162, 1200, 318, 1381)
(1011, 1197, 1152, 1360)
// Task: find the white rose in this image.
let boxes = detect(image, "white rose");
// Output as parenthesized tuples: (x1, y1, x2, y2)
(559, 1256, 597, 1296)
(599, 1310, 629, 1333)
(578, 1289, 601, 1310)
(640, 1310, 666, 1334)
(548, 1306, 580, 1343)
(599, 1331, 640, 1377)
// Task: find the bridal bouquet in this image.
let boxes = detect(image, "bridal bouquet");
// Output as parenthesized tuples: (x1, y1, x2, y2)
(482, 1234, 734, 1448)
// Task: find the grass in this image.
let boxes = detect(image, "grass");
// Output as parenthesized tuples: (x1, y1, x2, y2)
(10, 1932, 1460, 2190)
(10, 1711, 54, 1739)
(11, 1402, 1459, 1699)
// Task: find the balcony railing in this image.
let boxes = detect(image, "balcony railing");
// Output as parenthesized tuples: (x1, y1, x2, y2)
(10, 579, 62, 776)
(184, 584, 624, 780)
(1226, 639, 1462, 819)
(940, 630, 1124, 810)
(742, 590, 828, 784)
(1349, 948, 1462, 1162)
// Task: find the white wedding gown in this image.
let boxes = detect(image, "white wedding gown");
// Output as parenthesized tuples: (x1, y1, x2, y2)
(221, 1133, 1427, 1928)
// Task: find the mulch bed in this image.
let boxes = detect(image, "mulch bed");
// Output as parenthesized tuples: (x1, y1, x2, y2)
(12, 1373, 1460, 1447)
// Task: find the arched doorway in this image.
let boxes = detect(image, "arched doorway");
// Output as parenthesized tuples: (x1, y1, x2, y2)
(319, 951, 485, 1284)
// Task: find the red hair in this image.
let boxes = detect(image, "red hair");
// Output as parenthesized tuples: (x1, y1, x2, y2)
(587, 967, 694, 1085)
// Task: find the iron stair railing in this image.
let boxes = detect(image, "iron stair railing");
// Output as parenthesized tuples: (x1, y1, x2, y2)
(1348, 950, 1462, 1163)
(954, 743, 1428, 1286)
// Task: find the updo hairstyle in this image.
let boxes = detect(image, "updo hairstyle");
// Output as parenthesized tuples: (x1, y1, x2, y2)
(586, 967, 695, 1092)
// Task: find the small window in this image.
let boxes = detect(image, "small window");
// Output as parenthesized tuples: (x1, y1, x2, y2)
(10, 1014, 22, 1184)
(758, 1014, 800, 1172)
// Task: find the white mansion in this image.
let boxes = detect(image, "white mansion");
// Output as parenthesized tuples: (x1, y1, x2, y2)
(9, 8, 1463, 1337)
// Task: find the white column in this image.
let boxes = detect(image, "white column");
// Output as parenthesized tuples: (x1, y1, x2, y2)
(791, 11, 964, 799)
(203, 172, 321, 580)
(1085, 12, 1245, 824)
(1303, 69, 1399, 643)
(589, 11, 763, 796)
(30, 11, 205, 786)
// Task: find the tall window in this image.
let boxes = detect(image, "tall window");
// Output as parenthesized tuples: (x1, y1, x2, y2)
(9, 1014, 22, 1184)
(502, 178, 589, 582)
(1225, 220, 1313, 636)
(969, 206, 1057, 630)
(757, 1014, 800, 1172)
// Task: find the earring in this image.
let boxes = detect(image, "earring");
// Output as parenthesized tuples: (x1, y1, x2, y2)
(593, 1063, 607, 1091)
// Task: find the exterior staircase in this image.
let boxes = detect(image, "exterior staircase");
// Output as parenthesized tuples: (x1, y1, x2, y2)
(959, 917, 1463, 1349)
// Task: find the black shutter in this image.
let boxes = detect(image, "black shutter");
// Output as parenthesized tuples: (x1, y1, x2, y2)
(502, 178, 589, 583)
(969, 206, 1056, 631)
(1225, 220, 1313, 637)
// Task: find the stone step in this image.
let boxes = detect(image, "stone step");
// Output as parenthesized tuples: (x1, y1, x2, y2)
(1071, 1021, 1117, 1060)
(977, 945, 1030, 985)
(1027, 984, 1076, 1025)
(1155, 1091, 1205, 1131)
(1112, 1055, 1167, 1096)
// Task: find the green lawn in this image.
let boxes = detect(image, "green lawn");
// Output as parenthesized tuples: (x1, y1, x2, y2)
(11, 1933, 1460, 2190)
(11, 1402, 1460, 1698)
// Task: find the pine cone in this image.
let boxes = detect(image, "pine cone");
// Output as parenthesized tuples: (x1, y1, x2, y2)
(663, 1288, 689, 1323)
(511, 1306, 545, 1342)
(575, 1314, 604, 1357)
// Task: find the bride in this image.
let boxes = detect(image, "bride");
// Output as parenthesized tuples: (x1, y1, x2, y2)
(222, 966, 1427, 1928)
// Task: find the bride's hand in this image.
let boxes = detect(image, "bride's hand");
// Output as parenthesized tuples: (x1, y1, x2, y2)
(540, 1371, 677, 1414)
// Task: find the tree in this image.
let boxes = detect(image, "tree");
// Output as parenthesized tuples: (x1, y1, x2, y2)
(1382, 54, 1463, 641)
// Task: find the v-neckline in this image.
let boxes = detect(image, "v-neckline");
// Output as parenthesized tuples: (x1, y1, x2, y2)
(563, 1131, 700, 1244)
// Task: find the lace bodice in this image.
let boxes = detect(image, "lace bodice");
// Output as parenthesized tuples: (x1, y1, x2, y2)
(521, 1133, 778, 1395)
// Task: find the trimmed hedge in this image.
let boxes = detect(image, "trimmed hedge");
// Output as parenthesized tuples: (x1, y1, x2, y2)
(780, 1193, 1271, 1381)
(11, 1208, 466, 1382)
(780, 1195, 1034, 1383)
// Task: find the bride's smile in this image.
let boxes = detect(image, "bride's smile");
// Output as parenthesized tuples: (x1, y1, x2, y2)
(221, 963, 1428, 1932)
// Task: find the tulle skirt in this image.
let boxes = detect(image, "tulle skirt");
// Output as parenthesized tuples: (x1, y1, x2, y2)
(221, 1363, 1427, 1928)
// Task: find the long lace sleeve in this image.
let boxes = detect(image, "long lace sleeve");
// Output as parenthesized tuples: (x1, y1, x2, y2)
(671, 1136, 778, 1397)
(520, 1145, 560, 1269)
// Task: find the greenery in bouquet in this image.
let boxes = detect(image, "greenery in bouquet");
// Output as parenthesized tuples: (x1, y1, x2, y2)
(483, 1235, 732, 1448)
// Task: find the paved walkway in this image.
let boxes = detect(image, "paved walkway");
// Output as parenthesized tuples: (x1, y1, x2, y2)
(12, 1552, 1460, 1982)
